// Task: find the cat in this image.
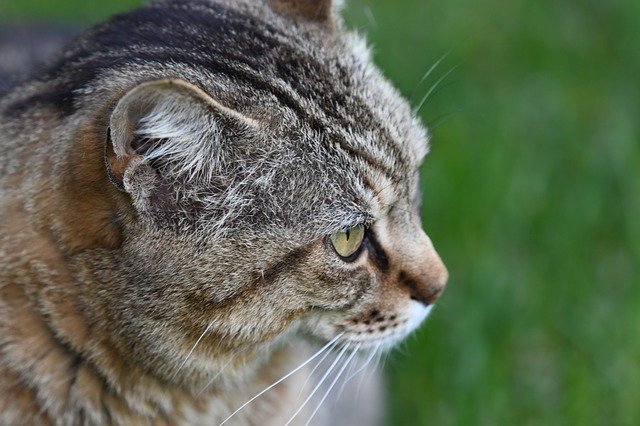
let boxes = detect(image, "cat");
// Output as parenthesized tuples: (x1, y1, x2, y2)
(0, 0, 448, 424)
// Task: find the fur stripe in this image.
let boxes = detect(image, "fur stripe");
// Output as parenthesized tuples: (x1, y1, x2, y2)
(364, 231, 390, 273)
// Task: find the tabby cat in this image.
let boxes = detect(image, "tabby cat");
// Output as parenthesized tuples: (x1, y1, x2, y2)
(0, 0, 448, 424)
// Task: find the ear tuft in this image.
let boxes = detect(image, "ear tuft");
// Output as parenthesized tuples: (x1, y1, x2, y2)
(268, 0, 335, 24)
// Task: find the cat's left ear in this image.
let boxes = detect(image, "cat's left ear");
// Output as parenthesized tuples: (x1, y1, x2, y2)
(106, 78, 255, 191)
(268, 0, 342, 24)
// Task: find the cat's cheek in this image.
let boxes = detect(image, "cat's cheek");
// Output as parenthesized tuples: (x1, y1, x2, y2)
(297, 261, 372, 310)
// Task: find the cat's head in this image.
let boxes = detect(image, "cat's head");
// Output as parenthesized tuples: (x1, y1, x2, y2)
(54, 0, 447, 387)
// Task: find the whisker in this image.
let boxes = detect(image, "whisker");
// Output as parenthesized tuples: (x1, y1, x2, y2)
(297, 338, 342, 400)
(339, 342, 380, 397)
(357, 346, 383, 399)
(170, 321, 214, 383)
(197, 352, 238, 397)
(414, 63, 460, 114)
(284, 343, 350, 425)
(410, 50, 451, 102)
(364, 6, 377, 28)
(305, 344, 361, 426)
(426, 106, 467, 131)
(381, 350, 391, 371)
(219, 334, 343, 426)
(333, 347, 364, 403)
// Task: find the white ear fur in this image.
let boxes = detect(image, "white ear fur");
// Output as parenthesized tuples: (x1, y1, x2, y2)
(107, 79, 255, 187)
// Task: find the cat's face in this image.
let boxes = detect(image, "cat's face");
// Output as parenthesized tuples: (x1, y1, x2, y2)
(304, 208, 448, 351)
(83, 0, 448, 385)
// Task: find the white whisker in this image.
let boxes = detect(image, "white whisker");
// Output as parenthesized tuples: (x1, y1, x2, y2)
(337, 342, 380, 400)
(332, 348, 360, 404)
(364, 6, 377, 27)
(305, 344, 361, 426)
(414, 63, 459, 114)
(197, 353, 237, 397)
(409, 50, 450, 103)
(357, 346, 383, 399)
(170, 321, 214, 383)
(345, 343, 380, 384)
(219, 334, 343, 426)
(381, 350, 391, 371)
(416, 51, 450, 89)
(297, 338, 341, 400)
(284, 343, 350, 426)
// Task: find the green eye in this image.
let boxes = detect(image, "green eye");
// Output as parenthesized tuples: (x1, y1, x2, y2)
(329, 224, 365, 260)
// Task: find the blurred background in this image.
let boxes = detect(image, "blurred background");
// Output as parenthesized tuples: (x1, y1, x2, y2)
(1, 0, 638, 424)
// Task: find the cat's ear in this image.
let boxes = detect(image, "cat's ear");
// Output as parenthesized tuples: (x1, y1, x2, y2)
(268, 0, 341, 24)
(106, 78, 254, 194)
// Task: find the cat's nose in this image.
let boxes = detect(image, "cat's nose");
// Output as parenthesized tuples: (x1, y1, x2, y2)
(397, 232, 448, 306)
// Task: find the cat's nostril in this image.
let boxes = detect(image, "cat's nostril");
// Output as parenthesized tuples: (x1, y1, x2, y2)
(410, 287, 444, 305)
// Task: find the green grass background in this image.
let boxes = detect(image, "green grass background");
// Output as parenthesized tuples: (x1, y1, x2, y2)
(2, 0, 638, 424)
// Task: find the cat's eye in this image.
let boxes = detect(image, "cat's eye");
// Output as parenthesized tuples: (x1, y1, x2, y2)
(329, 224, 366, 260)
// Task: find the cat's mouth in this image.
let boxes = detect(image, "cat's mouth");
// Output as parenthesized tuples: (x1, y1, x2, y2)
(313, 301, 434, 351)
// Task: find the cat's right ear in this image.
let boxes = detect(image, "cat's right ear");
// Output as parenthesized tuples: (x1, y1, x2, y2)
(106, 79, 255, 194)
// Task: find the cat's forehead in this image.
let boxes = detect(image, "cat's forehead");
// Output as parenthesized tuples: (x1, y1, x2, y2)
(228, 18, 429, 167)
(179, 2, 430, 231)
(175, 1, 429, 233)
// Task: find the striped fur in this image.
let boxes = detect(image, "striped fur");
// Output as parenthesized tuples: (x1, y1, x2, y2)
(0, 0, 448, 424)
